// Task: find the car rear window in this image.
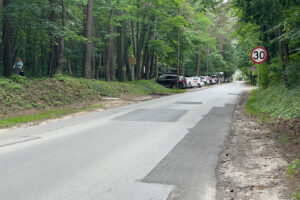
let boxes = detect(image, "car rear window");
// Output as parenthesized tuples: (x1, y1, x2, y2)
(165, 76, 177, 79)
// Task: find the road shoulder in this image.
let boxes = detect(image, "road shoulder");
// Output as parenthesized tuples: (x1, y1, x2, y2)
(216, 92, 297, 200)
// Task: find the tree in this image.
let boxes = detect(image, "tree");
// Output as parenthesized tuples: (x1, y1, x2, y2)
(84, 0, 94, 79)
(116, 0, 124, 81)
(2, 0, 12, 77)
(48, 0, 59, 76)
(57, 0, 66, 74)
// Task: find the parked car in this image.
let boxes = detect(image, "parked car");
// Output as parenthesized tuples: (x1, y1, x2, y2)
(202, 76, 213, 85)
(211, 77, 216, 85)
(156, 74, 186, 89)
(199, 76, 208, 85)
(211, 75, 219, 84)
(185, 77, 193, 88)
(192, 77, 205, 88)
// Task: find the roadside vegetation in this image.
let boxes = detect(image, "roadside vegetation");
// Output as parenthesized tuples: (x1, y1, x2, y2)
(246, 84, 300, 120)
(231, 0, 300, 198)
(0, 74, 183, 128)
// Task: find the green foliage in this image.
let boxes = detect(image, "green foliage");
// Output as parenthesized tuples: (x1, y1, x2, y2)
(1, 0, 238, 79)
(296, 188, 300, 200)
(10, 75, 29, 84)
(287, 54, 300, 88)
(0, 78, 24, 90)
(287, 158, 299, 178)
(231, 0, 300, 88)
(246, 84, 300, 120)
(260, 58, 283, 88)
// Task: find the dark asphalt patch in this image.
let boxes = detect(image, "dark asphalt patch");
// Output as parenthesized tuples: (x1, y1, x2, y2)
(175, 102, 203, 105)
(113, 109, 188, 122)
(143, 104, 235, 200)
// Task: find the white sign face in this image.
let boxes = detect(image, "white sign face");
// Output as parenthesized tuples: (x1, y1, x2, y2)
(251, 47, 267, 64)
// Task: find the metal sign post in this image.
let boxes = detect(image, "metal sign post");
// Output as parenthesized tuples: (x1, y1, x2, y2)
(250, 47, 267, 103)
(258, 64, 260, 101)
(251, 66, 255, 85)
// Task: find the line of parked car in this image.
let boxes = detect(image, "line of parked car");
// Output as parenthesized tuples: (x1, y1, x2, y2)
(156, 73, 222, 89)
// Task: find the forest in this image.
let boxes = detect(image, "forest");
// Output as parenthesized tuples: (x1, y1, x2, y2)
(0, 0, 299, 87)
(0, 0, 239, 81)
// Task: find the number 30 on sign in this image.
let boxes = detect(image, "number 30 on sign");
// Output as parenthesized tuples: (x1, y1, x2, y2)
(251, 47, 267, 64)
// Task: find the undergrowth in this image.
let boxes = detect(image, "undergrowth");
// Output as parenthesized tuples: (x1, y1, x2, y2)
(246, 84, 300, 120)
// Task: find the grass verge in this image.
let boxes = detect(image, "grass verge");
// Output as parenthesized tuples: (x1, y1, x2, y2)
(246, 84, 300, 120)
(0, 74, 184, 128)
(0, 104, 104, 129)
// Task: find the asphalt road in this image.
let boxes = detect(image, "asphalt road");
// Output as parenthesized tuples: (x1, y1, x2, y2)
(0, 82, 249, 200)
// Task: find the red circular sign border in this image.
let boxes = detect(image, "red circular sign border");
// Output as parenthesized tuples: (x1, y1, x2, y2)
(251, 46, 268, 64)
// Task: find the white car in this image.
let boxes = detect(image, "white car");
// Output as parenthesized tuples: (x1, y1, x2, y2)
(200, 76, 208, 85)
(211, 78, 216, 85)
(192, 77, 205, 88)
(185, 77, 193, 88)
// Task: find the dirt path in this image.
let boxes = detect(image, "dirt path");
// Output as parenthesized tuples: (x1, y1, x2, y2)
(217, 92, 298, 200)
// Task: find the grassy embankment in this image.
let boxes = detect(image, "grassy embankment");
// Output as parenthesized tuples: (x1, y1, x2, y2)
(246, 84, 300, 198)
(0, 74, 184, 128)
(246, 84, 300, 120)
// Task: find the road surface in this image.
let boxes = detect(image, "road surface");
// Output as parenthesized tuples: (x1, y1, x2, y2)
(0, 82, 249, 200)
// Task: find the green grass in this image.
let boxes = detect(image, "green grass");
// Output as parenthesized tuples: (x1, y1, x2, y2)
(246, 84, 300, 120)
(0, 104, 104, 128)
(287, 158, 299, 178)
(0, 74, 184, 127)
(296, 188, 300, 200)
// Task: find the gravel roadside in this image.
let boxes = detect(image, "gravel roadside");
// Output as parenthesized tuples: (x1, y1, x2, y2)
(217, 92, 298, 200)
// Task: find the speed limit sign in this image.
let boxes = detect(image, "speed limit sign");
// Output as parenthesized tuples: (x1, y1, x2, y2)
(250, 46, 267, 103)
(251, 47, 267, 64)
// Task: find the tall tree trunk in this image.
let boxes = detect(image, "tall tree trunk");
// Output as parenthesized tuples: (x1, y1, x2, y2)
(180, 56, 184, 75)
(57, 0, 66, 74)
(123, 21, 130, 79)
(48, 0, 59, 76)
(105, 10, 114, 81)
(196, 48, 201, 76)
(278, 28, 289, 88)
(0, 0, 3, 68)
(67, 41, 73, 76)
(155, 56, 158, 79)
(84, 0, 94, 79)
(110, 42, 115, 81)
(145, 20, 153, 80)
(130, 21, 137, 81)
(145, 51, 152, 80)
(116, 0, 124, 81)
(131, 21, 137, 57)
(149, 53, 154, 79)
(136, 19, 147, 80)
(96, 53, 101, 80)
(2, 0, 12, 77)
(0, 0, 3, 16)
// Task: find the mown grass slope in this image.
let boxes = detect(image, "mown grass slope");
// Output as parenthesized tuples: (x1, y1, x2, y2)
(0, 74, 184, 122)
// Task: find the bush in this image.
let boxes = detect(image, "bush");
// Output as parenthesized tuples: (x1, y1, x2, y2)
(287, 54, 300, 88)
